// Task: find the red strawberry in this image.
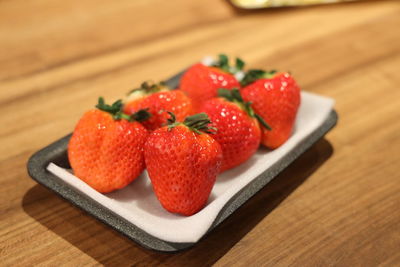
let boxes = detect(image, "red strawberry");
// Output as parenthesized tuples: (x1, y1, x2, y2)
(68, 97, 150, 193)
(201, 89, 271, 172)
(144, 113, 222, 216)
(124, 81, 194, 131)
(241, 70, 301, 149)
(180, 54, 243, 111)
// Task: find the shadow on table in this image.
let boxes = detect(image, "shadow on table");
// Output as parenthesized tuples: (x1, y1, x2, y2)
(23, 138, 333, 266)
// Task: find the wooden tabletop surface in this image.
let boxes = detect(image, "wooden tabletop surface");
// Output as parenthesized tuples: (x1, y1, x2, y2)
(1, 0, 400, 265)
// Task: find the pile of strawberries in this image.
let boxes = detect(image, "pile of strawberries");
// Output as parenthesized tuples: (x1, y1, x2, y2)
(68, 55, 301, 216)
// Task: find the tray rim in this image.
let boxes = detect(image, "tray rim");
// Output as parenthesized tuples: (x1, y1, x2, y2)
(26, 70, 338, 252)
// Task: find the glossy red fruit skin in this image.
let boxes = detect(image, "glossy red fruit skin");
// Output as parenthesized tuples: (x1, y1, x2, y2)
(201, 98, 261, 172)
(241, 73, 301, 149)
(68, 110, 148, 193)
(144, 125, 222, 216)
(124, 90, 194, 131)
(180, 63, 241, 111)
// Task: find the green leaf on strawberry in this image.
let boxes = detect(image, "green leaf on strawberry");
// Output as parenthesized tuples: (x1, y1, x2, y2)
(217, 89, 272, 130)
(212, 54, 246, 74)
(127, 81, 168, 95)
(240, 69, 277, 87)
(167, 112, 217, 134)
(96, 97, 151, 122)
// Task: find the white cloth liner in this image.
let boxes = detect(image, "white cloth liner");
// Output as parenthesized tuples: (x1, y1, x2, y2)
(47, 91, 334, 243)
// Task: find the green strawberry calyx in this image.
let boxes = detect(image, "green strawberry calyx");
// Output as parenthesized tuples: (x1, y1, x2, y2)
(240, 69, 277, 87)
(167, 112, 217, 134)
(211, 54, 245, 75)
(217, 89, 272, 131)
(127, 81, 169, 97)
(96, 97, 151, 122)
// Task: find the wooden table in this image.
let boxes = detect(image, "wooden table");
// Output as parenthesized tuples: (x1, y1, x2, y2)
(1, 0, 399, 265)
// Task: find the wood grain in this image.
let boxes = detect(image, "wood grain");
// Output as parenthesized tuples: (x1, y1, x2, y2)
(1, 0, 400, 266)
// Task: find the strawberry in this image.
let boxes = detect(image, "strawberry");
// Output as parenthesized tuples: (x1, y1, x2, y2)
(123, 81, 194, 131)
(201, 89, 271, 172)
(241, 70, 301, 149)
(68, 97, 150, 193)
(144, 113, 222, 216)
(179, 54, 243, 111)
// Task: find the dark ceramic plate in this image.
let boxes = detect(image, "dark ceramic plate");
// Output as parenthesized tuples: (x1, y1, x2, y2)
(27, 70, 338, 252)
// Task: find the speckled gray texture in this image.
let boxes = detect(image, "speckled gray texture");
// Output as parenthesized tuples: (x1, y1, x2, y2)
(27, 70, 337, 252)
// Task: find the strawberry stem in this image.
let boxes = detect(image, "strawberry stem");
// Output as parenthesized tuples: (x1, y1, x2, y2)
(127, 81, 169, 95)
(96, 97, 151, 122)
(132, 109, 151, 122)
(166, 111, 179, 131)
(184, 113, 217, 134)
(240, 69, 277, 87)
(236, 58, 245, 71)
(167, 111, 176, 124)
(167, 112, 217, 134)
(96, 97, 123, 114)
(217, 89, 272, 131)
(254, 114, 272, 131)
(211, 54, 246, 74)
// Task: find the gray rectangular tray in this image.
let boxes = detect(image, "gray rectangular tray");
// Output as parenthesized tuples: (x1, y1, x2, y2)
(27, 70, 338, 252)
